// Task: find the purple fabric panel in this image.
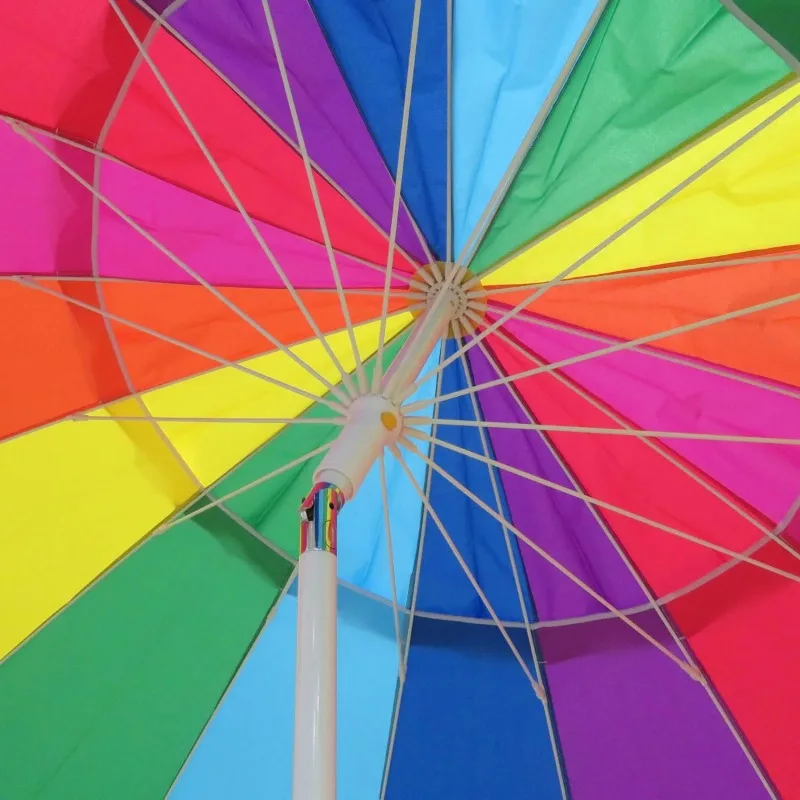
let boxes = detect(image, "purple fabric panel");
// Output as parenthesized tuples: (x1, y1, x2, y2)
(539, 612, 770, 799)
(98, 156, 403, 288)
(468, 345, 647, 621)
(505, 317, 800, 525)
(146, 0, 427, 262)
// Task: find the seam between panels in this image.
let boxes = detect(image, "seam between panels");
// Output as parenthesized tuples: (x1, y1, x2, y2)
(379, 341, 445, 799)
(459, 342, 573, 800)
(719, 0, 800, 75)
(477, 334, 780, 799)
(131, 0, 428, 272)
(164, 569, 299, 798)
(456, 0, 611, 270)
(300, 0, 437, 266)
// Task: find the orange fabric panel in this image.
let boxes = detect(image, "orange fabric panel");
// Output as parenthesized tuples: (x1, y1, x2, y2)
(0, 280, 407, 439)
(495, 255, 800, 388)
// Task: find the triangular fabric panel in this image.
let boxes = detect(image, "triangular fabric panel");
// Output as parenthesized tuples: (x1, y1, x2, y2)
(170, 584, 401, 800)
(96, 146, 408, 289)
(412, 340, 532, 621)
(470, 0, 790, 273)
(309, 0, 448, 259)
(140, 0, 427, 262)
(385, 617, 563, 798)
(452, 0, 598, 257)
(0, 125, 402, 290)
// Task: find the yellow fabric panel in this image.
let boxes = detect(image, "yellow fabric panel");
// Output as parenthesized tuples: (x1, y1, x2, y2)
(0, 314, 410, 658)
(487, 84, 800, 287)
(0, 409, 194, 659)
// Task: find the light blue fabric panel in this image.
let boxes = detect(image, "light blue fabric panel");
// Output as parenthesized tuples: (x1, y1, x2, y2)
(170, 584, 400, 799)
(453, 0, 598, 257)
(338, 346, 439, 602)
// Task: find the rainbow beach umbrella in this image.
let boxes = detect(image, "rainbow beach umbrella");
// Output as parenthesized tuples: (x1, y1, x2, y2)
(1, 0, 800, 797)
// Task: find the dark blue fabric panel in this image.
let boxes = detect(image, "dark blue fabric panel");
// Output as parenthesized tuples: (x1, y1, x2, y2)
(413, 340, 528, 621)
(385, 617, 562, 799)
(309, 0, 448, 259)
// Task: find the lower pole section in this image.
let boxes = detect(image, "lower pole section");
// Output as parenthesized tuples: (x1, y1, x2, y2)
(292, 291, 454, 798)
(293, 483, 345, 800)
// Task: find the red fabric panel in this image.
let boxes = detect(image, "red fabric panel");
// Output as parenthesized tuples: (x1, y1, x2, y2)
(0, 0, 150, 141)
(668, 509, 800, 797)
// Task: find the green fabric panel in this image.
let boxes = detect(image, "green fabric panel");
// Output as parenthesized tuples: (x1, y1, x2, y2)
(730, 0, 800, 63)
(470, 0, 791, 274)
(0, 521, 292, 800)
(0, 335, 407, 799)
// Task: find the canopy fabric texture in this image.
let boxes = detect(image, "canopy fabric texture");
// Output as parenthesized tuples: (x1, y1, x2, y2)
(0, 0, 799, 798)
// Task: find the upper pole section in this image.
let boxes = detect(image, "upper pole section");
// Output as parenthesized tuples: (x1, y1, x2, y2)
(313, 263, 467, 502)
(380, 281, 455, 400)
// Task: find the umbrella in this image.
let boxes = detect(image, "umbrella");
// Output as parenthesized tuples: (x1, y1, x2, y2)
(1, 0, 799, 797)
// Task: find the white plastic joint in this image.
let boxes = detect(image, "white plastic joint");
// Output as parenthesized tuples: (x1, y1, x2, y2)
(313, 394, 402, 501)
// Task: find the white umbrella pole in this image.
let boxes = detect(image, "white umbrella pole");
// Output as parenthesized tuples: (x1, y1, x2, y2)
(292, 279, 455, 800)
(294, 483, 344, 800)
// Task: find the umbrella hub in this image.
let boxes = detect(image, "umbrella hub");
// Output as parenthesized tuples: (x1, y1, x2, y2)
(426, 279, 469, 319)
(410, 261, 487, 338)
